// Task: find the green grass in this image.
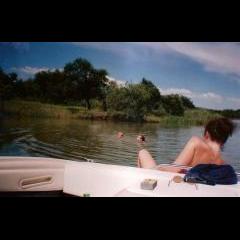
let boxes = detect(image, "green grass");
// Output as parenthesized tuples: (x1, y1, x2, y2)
(2, 100, 222, 126)
(3, 100, 107, 120)
(145, 109, 222, 126)
(184, 108, 222, 125)
(3, 100, 72, 119)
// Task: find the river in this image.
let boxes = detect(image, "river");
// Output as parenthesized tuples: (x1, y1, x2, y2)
(0, 117, 239, 171)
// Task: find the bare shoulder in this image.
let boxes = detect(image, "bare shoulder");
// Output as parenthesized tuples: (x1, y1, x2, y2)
(188, 136, 204, 146)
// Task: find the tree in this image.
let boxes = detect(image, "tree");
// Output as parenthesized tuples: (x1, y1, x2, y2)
(221, 109, 240, 119)
(9, 72, 18, 83)
(21, 78, 40, 100)
(107, 83, 152, 121)
(93, 69, 109, 111)
(141, 78, 162, 111)
(64, 58, 108, 109)
(162, 94, 185, 116)
(180, 95, 195, 109)
(0, 68, 16, 110)
(33, 70, 67, 104)
(34, 71, 52, 101)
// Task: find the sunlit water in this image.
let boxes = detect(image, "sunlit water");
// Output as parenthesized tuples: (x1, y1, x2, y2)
(0, 117, 239, 171)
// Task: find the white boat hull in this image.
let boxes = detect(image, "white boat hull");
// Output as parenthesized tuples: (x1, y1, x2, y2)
(0, 157, 239, 197)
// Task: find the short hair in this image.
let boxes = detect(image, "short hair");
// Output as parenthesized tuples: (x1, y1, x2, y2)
(140, 135, 145, 142)
(204, 117, 236, 145)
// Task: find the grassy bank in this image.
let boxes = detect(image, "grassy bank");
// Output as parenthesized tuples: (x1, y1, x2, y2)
(2, 100, 222, 126)
(2, 100, 108, 120)
(145, 109, 221, 126)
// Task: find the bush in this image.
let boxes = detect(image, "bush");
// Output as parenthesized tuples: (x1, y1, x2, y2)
(106, 84, 151, 121)
(180, 96, 195, 109)
(162, 94, 185, 116)
(151, 104, 167, 117)
(141, 78, 162, 112)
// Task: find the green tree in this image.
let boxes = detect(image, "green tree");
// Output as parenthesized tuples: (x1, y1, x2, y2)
(34, 71, 52, 101)
(180, 95, 195, 109)
(64, 58, 108, 109)
(107, 83, 151, 121)
(162, 94, 185, 116)
(94, 69, 109, 111)
(33, 70, 67, 104)
(0, 68, 16, 110)
(20, 79, 40, 100)
(221, 109, 240, 119)
(141, 78, 162, 111)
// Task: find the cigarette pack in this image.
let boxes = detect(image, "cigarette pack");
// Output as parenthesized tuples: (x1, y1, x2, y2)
(140, 179, 157, 190)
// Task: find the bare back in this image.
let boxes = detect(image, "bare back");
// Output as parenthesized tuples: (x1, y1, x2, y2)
(174, 136, 224, 167)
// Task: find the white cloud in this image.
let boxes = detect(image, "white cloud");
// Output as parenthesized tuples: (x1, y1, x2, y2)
(165, 43, 240, 75)
(71, 42, 135, 57)
(159, 87, 193, 97)
(228, 97, 240, 105)
(198, 92, 223, 103)
(133, 42, 240, 79)
(106, 76, 126, 87)
(11, 66, 62, 79)
(12, 66, 50, 75)
(159, 87, 239, 110)
(141, 42, 240, 81)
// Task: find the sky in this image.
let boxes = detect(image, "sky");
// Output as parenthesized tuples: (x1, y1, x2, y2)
(0, 42, 240, 110)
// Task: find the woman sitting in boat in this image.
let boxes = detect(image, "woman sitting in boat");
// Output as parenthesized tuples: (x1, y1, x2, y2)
(137, 117, 236, 173)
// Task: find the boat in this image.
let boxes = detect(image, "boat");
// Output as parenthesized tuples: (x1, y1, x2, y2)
(0, 156, 239, 197)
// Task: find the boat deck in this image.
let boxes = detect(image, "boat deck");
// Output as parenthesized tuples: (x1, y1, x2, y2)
(0, 157, 239, 197)
(0, 191, 77, 197)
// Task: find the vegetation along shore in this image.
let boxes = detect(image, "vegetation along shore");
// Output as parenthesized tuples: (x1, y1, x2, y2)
(1, 58, 239, 126)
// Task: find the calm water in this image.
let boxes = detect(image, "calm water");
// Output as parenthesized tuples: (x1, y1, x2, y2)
(0, 117, 240, 171)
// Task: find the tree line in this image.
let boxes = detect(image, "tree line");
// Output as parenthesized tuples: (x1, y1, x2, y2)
(1, 58, 239, 121)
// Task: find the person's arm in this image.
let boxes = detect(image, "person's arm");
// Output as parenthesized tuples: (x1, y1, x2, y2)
(173, 136, 197, 167)
(155, 137, 198, 173)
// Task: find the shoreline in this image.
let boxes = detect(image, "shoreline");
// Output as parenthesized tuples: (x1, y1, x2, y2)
(1, 100, 224, 126)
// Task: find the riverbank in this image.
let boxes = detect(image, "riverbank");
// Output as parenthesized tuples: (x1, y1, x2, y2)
(2, 100, 222, 126)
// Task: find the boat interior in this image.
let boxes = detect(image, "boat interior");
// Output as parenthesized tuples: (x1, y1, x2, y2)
(0, 157, 240, 197)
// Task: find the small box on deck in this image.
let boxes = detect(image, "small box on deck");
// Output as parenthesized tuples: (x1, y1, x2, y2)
(140, 179, 158, 190)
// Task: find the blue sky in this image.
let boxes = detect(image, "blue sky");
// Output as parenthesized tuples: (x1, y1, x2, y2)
(0, 42, 240, 110)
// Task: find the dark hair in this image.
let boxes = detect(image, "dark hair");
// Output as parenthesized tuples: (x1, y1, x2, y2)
(138, 135, 145, 142)
(204, 117, 236, 146)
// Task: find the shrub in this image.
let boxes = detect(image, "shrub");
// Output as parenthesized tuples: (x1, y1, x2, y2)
(162, 94, 185, 116)
(106, 84, 152, 121)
